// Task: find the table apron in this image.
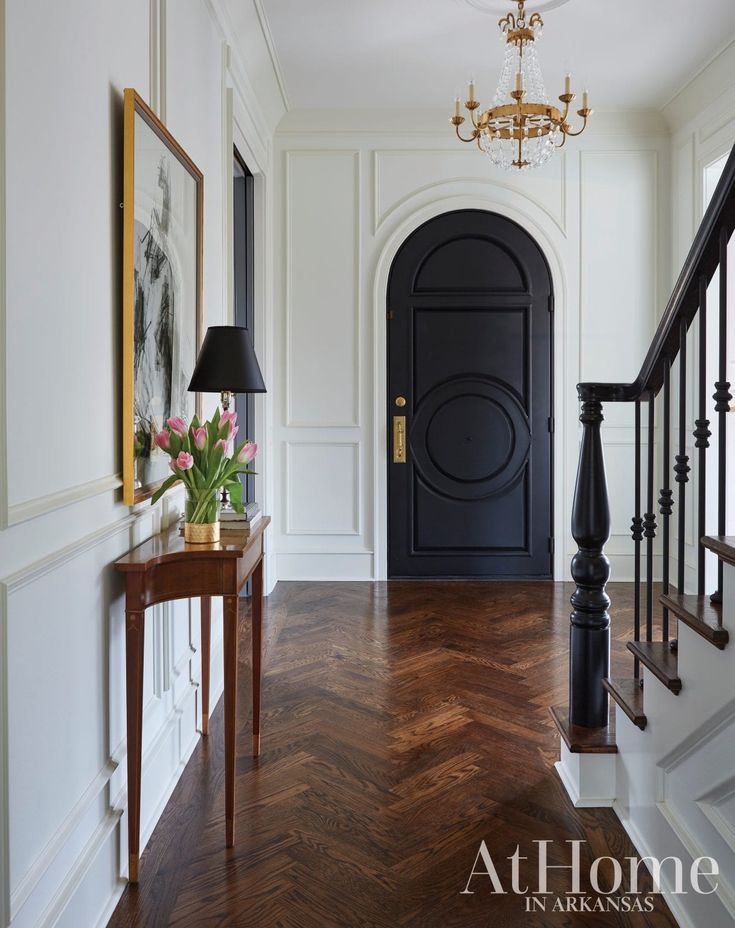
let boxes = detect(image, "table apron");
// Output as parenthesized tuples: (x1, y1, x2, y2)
(126, 540, 263, 611)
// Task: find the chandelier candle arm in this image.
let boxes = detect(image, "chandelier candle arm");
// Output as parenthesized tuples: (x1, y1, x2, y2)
(449, 0, 592, 170)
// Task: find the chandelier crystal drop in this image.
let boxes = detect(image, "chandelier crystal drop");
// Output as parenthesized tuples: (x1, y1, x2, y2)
(450, 0, 592, 170)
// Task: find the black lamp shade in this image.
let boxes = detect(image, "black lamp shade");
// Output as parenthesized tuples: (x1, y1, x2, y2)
(188, 326, 266, 394)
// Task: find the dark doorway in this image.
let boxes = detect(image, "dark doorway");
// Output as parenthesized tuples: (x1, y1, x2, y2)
(233, 149, 255, 504)
(387, 209, 553, 579)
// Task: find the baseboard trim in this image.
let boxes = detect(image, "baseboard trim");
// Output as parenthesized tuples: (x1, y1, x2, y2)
(657, 799, 735, 920)
(94, 880, 127, 928)
(36, 808, 123, 928)
(613, 800, 697, 928)
(554, 760, 616, 808)
(10, 761, 117, 918)
(275, 551, 374, 581)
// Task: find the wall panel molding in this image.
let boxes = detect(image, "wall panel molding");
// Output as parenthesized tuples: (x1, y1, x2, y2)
(1, 511, 138, 592)
(0, 0, 7, 537)
(35, 809, 124, 928)
(6, 625, 221, 926)
(0, 582, 8, 928)
(6, 474, 123, 528)
(284, 150, 361, 428)
(285, 441, 360, 536)
(203, 0, 276, 147)
(149, 0, 167, 119)
(373, 148, 567, 235)
(2, 510, 137, 923)
(9, 761, 117, 920)
(252, 0, 290, 113)
(579, 149, 659, 384)
(0, 7, 7, 924)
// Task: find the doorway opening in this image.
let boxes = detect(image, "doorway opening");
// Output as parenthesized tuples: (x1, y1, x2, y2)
(233, 148, 255, 505)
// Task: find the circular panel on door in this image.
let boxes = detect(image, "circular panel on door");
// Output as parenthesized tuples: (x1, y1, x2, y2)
(410, 378, 531, 501)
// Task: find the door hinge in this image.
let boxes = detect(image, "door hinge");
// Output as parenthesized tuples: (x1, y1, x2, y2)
(548, 416, 555, 433)
(548, 293, 555, 314)
(387, 310, 396, 320)
(548, 537, 555, 555)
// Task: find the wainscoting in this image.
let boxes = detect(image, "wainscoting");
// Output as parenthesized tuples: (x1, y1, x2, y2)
(0, 1, 282, 925)
(273, 112, 672, 583)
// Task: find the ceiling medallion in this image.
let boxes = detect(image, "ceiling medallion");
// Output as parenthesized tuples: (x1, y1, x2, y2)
(460, 0, 571, 15)
(450, 0, 592, 170)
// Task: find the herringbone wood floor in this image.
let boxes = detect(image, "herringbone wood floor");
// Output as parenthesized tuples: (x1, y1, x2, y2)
(108, 582, 675, 928)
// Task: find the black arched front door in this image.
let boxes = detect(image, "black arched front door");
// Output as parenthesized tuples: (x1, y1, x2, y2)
(387, 210, 553, 579)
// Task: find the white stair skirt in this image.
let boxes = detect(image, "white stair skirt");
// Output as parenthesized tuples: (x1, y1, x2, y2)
(555, 743, 616, 808)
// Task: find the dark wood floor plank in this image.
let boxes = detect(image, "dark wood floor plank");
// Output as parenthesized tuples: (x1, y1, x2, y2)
(108, 581, 675, 927)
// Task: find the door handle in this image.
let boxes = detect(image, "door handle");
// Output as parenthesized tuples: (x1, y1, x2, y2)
(393, 415, 407, 464)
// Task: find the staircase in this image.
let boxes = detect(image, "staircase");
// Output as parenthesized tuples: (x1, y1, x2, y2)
(552, 143, 735, 928)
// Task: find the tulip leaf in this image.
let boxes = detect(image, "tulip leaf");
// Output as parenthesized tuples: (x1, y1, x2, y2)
(151, 474, 178, 505)
(226, 479, 244, 513)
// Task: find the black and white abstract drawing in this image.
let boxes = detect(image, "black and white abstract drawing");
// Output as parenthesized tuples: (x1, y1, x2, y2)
(132, 111, 198, 492)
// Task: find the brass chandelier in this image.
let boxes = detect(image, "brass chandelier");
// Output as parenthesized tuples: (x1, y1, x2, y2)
(450, 0, 592, 170)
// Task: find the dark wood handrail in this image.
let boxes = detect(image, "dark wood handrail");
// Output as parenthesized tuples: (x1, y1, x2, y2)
(578, 142, 735, 403)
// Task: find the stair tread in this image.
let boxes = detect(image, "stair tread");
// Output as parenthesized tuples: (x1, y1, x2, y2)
(627, 641, 682, 693)
(702, 535, 735, 568)
(549, 706, 618, 754)
(603, 678, 647, 730)
(661, 593, 728, 649)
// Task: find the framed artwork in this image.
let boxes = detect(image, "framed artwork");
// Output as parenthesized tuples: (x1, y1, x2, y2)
(122, 88, 203, 505)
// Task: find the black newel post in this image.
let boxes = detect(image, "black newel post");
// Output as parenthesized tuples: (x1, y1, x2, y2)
(569, 397, 611, 728)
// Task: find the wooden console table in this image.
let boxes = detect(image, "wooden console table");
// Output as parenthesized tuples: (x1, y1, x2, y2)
(114, 516, 270, 882)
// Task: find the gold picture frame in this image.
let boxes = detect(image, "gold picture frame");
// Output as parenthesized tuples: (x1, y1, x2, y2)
(122, 88, 204, 505)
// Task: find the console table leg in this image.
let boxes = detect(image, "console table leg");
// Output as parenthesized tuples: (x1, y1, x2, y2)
(200, 596, 211, 735)
(223, 594, 238, 847)
(125, 609, 145, 883)
(252, 559, 263, 757)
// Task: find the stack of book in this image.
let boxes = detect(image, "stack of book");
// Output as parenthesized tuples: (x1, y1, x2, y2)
(221, 501, 261, 530)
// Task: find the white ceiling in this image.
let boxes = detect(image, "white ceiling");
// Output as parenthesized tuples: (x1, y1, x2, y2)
(260, 0, 735, 111)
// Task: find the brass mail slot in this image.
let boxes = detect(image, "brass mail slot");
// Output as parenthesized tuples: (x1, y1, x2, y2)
(393, 415, 406, 464)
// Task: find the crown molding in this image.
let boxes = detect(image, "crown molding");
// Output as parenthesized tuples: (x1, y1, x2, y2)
(276, 107, 670, 138)
(662, 37, 735, 133)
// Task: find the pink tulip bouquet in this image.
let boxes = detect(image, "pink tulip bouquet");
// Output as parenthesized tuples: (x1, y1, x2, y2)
(150, 410, 257, 526)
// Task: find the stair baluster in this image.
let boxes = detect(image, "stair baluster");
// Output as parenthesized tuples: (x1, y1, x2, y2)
(644, 395, 657, 642)
(675, 319, 690, 595)
(659, 359, 673, 642)
(712, 228, 731, 605)
(695, 275, 711, 596)
(632, 400, 643, 676)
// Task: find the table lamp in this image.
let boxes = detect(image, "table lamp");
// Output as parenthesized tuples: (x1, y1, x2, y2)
(188, 325, 267, 510)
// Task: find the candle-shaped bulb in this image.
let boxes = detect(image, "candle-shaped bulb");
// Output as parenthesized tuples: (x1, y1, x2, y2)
(515, 71, 523, 93)
(564, 73, 571, 95)
(454, 96, 461, 118)
(468, 79, 476, 103)
(583, 89, 589, 109)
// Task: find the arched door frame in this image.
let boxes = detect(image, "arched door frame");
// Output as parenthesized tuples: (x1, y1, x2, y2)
(372, 188, 569, 581)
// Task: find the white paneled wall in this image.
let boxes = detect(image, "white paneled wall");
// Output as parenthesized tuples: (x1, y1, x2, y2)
(600, 48, 735, 928)
(286, 151, 361, 428)
(665, 40, 735, 593)
(0, 1, 282, 925)
(274, 110, 671, 582)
